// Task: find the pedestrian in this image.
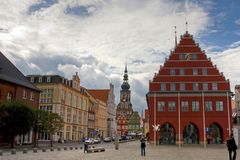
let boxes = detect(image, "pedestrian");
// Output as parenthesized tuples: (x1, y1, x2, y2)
(227, 133, 238, 160)
(84, 142, 88, 153)
(140, 137, 146, 156)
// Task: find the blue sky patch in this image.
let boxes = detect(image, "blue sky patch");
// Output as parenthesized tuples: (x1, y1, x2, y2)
(65, 5, 96, 17)
(28, 0, 58, 14)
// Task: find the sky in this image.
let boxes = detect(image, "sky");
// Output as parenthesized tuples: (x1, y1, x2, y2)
(0, 0, 240, 113)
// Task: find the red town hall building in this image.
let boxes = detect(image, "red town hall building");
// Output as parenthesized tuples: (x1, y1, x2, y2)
(147, 31, 233, 145)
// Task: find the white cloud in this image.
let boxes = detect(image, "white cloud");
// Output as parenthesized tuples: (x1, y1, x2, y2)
(235, 18, 240, 25)
(0, 0, 212, 112)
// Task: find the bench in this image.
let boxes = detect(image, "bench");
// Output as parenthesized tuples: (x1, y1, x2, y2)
(87, 145, 105, 153)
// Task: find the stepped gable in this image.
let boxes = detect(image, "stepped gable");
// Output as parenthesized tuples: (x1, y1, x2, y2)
(150, 31, 230, 92)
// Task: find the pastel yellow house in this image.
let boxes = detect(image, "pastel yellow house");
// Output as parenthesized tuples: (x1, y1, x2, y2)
(27, 73, 89, 142)
(88, 90, 108, 138)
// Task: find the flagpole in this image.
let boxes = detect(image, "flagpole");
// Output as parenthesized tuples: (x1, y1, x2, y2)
(227, 92, 231, 136)
(154, 92, 156, 145)
(202, 91, 206, 149)
(178, 92, 181, 148)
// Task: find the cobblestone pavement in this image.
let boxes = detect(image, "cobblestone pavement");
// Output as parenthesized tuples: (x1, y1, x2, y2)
(0, 141, 239, 160)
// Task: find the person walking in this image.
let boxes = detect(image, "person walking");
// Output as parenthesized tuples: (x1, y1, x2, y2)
(140, 137, 146, 156)
(84, 142, 88, 153)
(227, 133, 238, 160)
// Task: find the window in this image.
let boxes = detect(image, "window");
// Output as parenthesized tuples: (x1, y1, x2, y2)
(203, 83, 208, 91)
(193, 83, 199, 91)
(193, 69, 198, 75)
(170, 83, 176, 91)
(157, 101, 165, 112)
(39, 77, 42, 83)
(192, 101, 199, 112)
(179, 54, 185, 60)
(192, 54, 197, 60)
(170, 69, 176, 75)
(202, 68, 207, 75)
(30, 77, 34, 83)
(161, 83, 166, 91)
(212, 83, 218, 90)
(30, 92, 34, 101)
(6, 92, 12, 101)
(40, 105, 53, 112)
(205, 101, 212, 112)
(179, 69, 185, 75)
(216, 101, 224, 111)
(181, 101, 189, 112)
(22, 90, 27, 99)
(47, 76, 51, 83)
(180, 83, 185, 91)
(168, 101, 176, 112)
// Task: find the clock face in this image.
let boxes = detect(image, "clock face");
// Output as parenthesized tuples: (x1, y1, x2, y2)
(185, 53, 191, 60)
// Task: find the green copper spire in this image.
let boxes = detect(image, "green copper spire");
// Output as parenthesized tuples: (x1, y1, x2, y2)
(121, 64, 130, 90)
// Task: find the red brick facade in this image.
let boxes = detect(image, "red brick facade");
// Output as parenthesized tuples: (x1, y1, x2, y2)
(147, 31, 232, 145)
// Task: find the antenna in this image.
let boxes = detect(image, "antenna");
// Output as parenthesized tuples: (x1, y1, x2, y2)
(174, 26, 177, 47)
(185, 18, 188, 33)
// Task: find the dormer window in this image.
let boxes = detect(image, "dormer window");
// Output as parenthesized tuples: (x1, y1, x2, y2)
(30, 77, 34, 83)
(47, 76, 51, 83)
(39, 77, 42, 83)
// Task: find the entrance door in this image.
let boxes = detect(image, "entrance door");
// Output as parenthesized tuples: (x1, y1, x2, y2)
(159, 123, 175, 144)
(183, 123, 199, 144)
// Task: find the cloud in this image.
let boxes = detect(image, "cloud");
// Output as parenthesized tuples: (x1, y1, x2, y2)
(235, 18, 240, 25)
(0, 0, 212, 113)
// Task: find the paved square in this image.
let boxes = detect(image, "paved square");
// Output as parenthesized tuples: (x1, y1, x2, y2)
(0, 141, 239, 160)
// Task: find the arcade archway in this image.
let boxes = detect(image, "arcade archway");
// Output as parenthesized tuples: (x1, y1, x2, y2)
(159, 123, 175, 144)
(206, 123, 223, 144)
(183, 123, 199, 144)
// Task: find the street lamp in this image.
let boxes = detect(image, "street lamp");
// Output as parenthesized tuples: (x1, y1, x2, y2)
(152, 124, 160, 145)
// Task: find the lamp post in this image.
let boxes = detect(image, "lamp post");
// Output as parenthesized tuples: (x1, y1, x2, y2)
(152, 124, 160, 145)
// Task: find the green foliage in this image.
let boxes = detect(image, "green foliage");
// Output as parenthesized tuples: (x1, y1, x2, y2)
(0, 101, 34, 136)
(0, 101, 34, 147)
(46, 112, 63, 134)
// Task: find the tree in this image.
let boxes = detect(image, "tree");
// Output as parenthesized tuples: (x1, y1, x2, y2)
(46, 113, 63, 147)
(32, 109, 49, 147)
(0, 101, 34, 148)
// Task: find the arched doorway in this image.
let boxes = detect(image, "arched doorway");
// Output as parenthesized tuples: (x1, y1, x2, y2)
(159, 123, 175, 144)
(183, 123, 199, 144)
(207, 123, 223, 144)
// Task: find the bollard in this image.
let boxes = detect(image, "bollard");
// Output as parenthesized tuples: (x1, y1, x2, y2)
(11, 149, 16, 155)
(50, 147, 54, 151)
(80, 146, 83, 149)
(33, 148, 38, 153)
(69, 147, 73, 150)
(0, 150, 3, 156)
(23, 148, 28, 154)
(57, 148, 61, 151)
(42, 148, 46, 152)
(75, 147, 78, 150)
(64, 147, 67, 150)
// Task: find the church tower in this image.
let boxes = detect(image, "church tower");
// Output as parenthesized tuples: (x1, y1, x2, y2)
(116, 64, 133, 135)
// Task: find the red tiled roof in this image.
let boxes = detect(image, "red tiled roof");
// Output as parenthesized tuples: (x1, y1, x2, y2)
(87, 89, 110, 103)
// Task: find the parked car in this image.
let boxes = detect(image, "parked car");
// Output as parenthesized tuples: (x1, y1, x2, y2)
(84, 138, 94, 144)
(93, 138, 101, 144)
(103, 137, 111, 142)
